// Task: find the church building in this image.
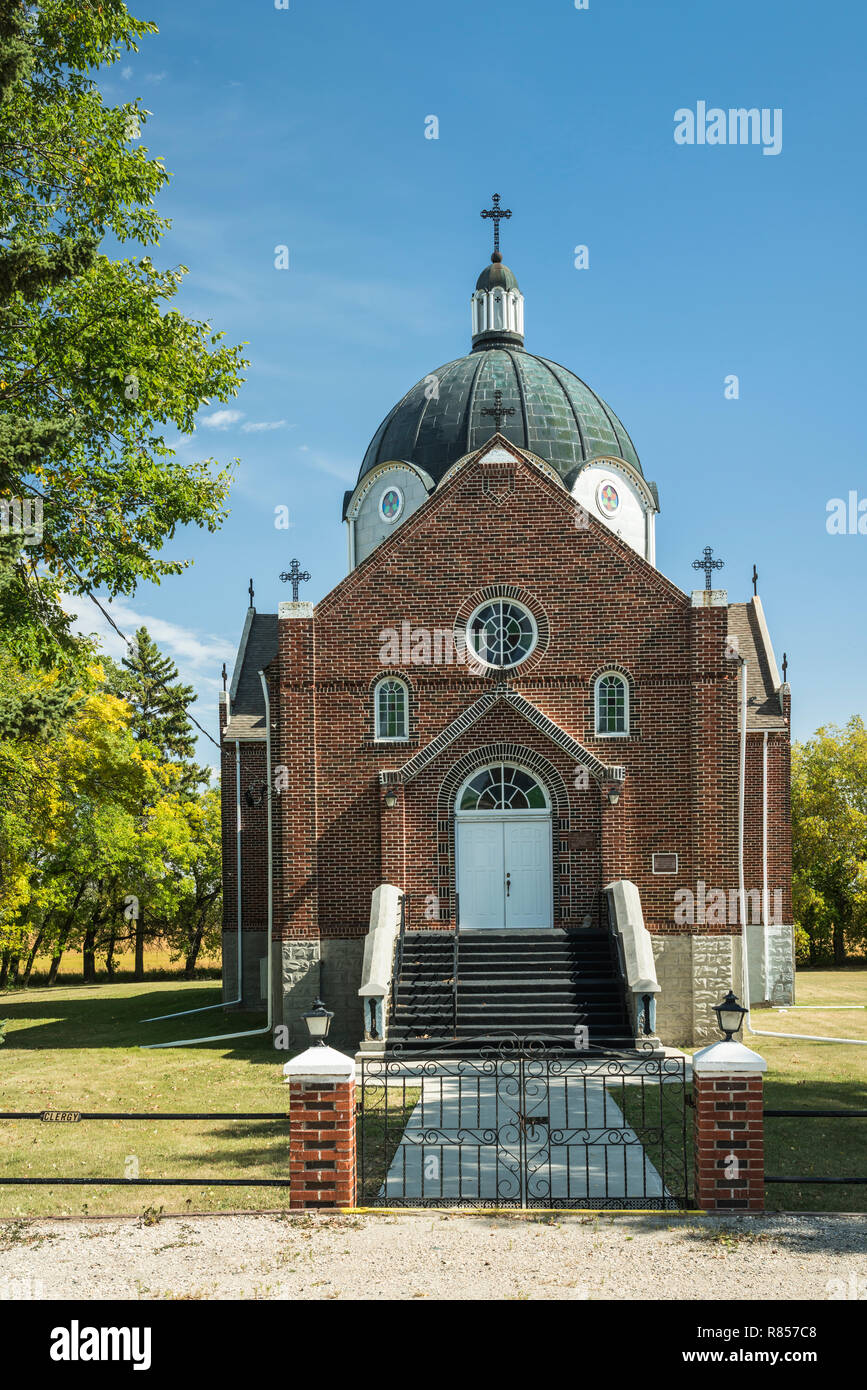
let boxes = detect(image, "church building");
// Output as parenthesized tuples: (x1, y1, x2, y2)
(219, 200, 794, 1051)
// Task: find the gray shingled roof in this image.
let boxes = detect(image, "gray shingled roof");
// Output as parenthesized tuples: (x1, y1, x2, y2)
(727, 602, 787, 731)
(223, 613, 278, 742)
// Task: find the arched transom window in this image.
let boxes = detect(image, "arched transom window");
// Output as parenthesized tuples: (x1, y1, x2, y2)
(375, 678, 408, 740)
(466, 598, 537, 669)
(595, 672, 629, 735)
(458, 764, 548, 811)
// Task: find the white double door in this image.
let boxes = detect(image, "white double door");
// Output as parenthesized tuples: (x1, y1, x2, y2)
(456, 816, 552, 930)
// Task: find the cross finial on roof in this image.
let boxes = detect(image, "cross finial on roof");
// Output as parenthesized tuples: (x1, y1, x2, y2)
(481, 389, 516, 432)
(752, 564, 758, 596)
(248, 577, 255, 608)
(692, 545, 724, 590)
(280, 557, 311, 602)
(221, 662, 227, 692)
(480, 193, 511, 258)
(782, 651, 788, 682)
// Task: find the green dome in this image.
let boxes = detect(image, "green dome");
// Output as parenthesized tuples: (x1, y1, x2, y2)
(357, 347, 641, 490)
(475, 257, 520, 292)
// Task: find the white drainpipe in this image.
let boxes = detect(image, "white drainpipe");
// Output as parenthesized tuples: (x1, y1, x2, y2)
(737, 657, 866, 1047)
(142, 741, 245, 1025)
(142, 672, 274, 1049)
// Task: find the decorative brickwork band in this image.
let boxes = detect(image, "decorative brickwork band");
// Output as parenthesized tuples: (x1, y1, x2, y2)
(284, 1047, 357, 1209)
(692, 1039, 767, 1211)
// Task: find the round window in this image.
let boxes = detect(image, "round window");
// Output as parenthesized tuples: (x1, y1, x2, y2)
(380, 486, 404, 522)
(466, 598, 537, 669)
(596, 480, 620, 515)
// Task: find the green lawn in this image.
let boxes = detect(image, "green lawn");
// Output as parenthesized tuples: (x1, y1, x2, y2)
(750, 967, 866, 1212)
(0, 969, 863, 1217)
(0, 979, 290, 1217)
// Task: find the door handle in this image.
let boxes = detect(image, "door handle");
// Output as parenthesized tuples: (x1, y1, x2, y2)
(505, 872, 511, 897)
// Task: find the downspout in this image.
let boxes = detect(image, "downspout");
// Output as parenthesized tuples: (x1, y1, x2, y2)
(737, 657, 866, 1047)
(142, 672, 274, 1049)
(142, 741, 244, 1025)
(762, 731, 770, 1001)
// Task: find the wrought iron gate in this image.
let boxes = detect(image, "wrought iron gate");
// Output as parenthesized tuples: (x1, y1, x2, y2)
(358, 1042, 690, 1209)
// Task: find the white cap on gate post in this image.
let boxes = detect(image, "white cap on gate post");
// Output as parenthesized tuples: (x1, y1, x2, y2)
(282, 1045, 355, 1084)
(692, 1039, 767, 1076)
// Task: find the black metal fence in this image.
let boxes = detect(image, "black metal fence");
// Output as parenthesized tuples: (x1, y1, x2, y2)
(0, 1110, 292, 1187)
(764, 1108, 867, 1188)
(358, 1041, 690, 1209)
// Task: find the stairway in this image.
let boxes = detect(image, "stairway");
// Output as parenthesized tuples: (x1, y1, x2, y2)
(387, 930, 634, 1054)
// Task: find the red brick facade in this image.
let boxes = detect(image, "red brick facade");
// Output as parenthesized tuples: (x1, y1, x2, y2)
(220, 439, 793, 1041)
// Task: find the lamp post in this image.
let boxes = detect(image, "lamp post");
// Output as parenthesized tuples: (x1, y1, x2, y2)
(713, 989, 747, 1041)
(303, 998, 334, 1047)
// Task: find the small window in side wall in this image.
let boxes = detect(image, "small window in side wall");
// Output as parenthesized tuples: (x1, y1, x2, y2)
(595, 672, 629, 735)
(375, 678, 408, 741)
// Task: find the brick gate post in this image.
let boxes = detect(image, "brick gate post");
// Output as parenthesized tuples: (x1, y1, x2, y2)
(692, 1039, 767, 1212)
(283, 1046, 357, 1209)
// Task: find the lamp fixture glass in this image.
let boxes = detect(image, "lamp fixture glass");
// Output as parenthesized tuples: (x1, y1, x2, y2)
(303, 998, 334, 1045)
(714, 989, 747, 1041)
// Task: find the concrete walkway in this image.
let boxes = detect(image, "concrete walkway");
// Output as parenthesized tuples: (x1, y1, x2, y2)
(379, 1066, 676, 1205)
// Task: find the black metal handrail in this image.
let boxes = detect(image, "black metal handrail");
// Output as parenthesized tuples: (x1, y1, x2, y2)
(452, 891, 460, 1037)
(388, 890, 408, 1026)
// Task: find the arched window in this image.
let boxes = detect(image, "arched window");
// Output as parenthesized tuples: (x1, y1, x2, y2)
(595, 672, 629, 735)
(458, 764, 548, 811)
(375, 678, 408, 741)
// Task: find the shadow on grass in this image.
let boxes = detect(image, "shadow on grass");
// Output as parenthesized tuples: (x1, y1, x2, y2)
(0, 983, 278, 1064)
(763, 1076, 867, 1214)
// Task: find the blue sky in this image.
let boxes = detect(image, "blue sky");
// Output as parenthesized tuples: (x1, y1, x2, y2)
(79, 0, 867, 754)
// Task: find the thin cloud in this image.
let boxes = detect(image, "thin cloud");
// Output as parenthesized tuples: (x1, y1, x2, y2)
(241, 419, 289, 433)
(65, 596, 235, 754)
(199, 409, 244, 430)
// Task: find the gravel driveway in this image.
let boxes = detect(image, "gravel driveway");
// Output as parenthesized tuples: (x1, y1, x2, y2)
(1, 1211, 865, 1301)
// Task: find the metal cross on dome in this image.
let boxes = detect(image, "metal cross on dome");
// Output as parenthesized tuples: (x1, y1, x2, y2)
(280, 557, 310, 601)
(480, 193, 512, 256)
(692, 545, 725, 590)
(482, 389, 516, 432)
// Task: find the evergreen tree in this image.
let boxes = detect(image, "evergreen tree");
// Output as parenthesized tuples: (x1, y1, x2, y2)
(106, 628, 197, 762)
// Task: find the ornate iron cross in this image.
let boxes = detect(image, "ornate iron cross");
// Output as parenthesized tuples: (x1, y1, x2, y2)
(248, 577, 255, 607)
(692, 545, 724, 590)
(481, 389, 515, 432)
(752, 564, 758, 596)
(280, 557, 310, 601)
(480, 193, 511, 255)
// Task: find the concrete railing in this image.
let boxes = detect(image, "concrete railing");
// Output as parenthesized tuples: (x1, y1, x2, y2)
(604, 879, 661, 1042)
(358, 883, 403, 1047)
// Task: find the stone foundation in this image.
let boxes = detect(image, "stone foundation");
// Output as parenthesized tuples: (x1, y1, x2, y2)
(221, 929, 267, 1011)
(651, 933, 745, 1046)
(269, 938, 365, 1050)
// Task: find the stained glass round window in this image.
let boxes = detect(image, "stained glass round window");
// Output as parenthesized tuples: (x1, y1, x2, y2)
(380, 487, 403, 522)
(459, 764, 548, 811)
(596, 480, 620, 515)
(466, 599, 536, 668)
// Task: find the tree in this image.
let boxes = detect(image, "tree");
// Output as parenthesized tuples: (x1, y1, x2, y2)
(0, 0, 247, 651)
(792, 717, 867, 965)
(105, 627, 198, 761)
